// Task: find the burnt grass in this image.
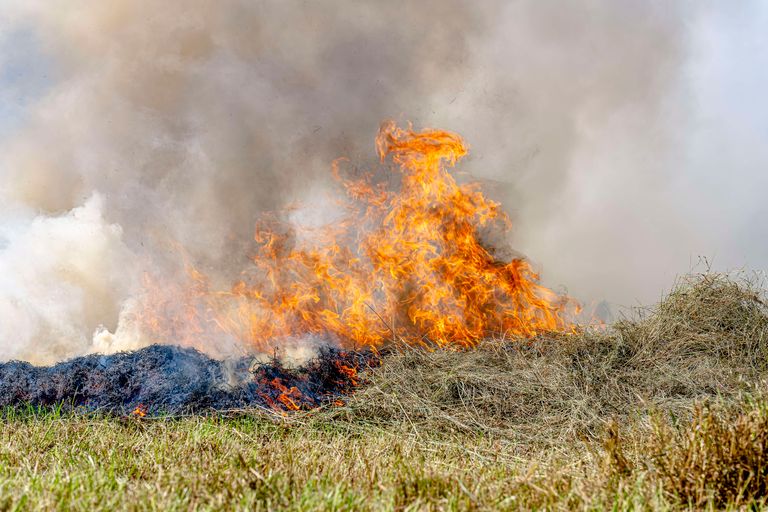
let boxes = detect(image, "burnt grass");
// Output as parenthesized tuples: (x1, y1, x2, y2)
(0, 344, 375, 415)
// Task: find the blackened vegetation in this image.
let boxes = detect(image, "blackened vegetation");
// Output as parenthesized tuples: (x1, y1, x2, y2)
(0, 345, 376, 415)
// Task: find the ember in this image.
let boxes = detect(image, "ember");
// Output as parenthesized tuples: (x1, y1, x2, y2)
(0, 345, 374, 415)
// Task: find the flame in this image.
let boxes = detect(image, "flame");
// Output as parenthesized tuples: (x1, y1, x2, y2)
(255, 377, 303, 412)
(336, 362, 359, 386)
(138, 121, 577, 351)
(269, 377, 302, 411)
(132, 404, 147, 417)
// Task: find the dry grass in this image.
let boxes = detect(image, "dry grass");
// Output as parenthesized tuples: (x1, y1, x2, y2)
(333, 272, 768, 445)
(648, 399, 768, 507)
(599, 395, 768, 510)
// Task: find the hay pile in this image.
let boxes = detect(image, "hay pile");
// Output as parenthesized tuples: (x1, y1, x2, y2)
(336, 272, 768, 442)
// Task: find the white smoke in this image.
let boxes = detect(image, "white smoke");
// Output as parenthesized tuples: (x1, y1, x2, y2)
(0, 195, 135, 363)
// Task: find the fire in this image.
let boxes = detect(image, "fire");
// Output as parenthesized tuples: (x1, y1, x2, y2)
(336, 362, 359, 387)
(264, 377, 302, 411)
(132, 404, 147, 417)
(138, 121, 576, 351)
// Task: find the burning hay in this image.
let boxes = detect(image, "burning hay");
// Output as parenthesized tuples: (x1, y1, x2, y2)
(0, 122, 579, 417)
(0, 345, 373, 415)
(3, 271, 766, 433)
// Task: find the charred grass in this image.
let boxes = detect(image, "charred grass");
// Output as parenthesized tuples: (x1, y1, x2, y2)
(2, 272, 768, 510)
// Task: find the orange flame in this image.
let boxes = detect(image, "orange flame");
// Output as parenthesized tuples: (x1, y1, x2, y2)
(138, 122, 577, 351)
(336, 363, 359, 386)
(257, 377, 302, 411)
(132, 404, 147, 417)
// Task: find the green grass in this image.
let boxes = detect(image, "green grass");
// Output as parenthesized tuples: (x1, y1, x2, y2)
(1, 398, 767, 511)
(0, 410, 607, 510)
(0, 411, 536, 511)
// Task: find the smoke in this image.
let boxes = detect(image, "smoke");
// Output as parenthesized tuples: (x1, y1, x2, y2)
(0, 194, 135, 363)
(433, 1, 697, 305)
(441, 2, 768, 308)
(0, 1, 764, 362)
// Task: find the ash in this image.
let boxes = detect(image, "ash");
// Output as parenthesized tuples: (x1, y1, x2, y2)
(0, 345, 373, 415)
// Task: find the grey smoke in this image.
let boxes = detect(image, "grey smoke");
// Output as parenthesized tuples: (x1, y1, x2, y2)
(0, 1, 765, 362)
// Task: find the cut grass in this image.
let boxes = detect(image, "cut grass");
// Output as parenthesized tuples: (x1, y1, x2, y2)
(334, 272, 768, 445)
(0, 411, 581, 511)
(1, 271, 768, 510)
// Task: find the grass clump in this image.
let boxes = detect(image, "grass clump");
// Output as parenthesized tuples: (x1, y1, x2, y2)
(598, 395, 768, 510)
(648, 399, 768, 507)
(335, 272, 768, 444)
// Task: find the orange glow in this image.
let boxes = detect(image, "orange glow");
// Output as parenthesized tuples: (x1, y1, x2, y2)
(137, 122, 577, 351)
(132, 404, 147, 417)
(260, 377, 302, 411)
(336, 363, 359, 386)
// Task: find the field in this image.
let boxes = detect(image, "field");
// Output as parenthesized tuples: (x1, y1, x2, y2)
(2, 272, 768, 511)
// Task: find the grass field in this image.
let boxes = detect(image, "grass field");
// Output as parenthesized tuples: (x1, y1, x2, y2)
(2, 272, 768, 510)
(2, 398, 767, 510)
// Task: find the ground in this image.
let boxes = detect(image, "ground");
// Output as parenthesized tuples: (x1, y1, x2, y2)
(1, 399, 766, 510)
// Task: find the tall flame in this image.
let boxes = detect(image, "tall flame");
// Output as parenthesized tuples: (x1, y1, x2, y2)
(138, 122, 576, 351)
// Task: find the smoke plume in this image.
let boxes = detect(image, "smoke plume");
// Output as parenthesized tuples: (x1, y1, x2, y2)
(0, 1, 763, 362)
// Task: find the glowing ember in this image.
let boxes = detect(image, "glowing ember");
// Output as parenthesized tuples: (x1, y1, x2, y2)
(0, 345, 372, 415)
(269, 377, 302, 411)
(138, 122, 577, 351)
(336, 363, 359, 387)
